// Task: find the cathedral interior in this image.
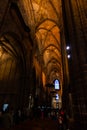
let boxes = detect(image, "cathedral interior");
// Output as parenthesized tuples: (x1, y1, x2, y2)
(0, 0, 87, 129)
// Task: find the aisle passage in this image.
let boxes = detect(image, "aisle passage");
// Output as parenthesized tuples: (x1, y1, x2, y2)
(11, 118, 58, 130)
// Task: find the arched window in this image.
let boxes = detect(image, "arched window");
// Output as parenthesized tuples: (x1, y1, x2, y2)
(54, 79, 60, 90)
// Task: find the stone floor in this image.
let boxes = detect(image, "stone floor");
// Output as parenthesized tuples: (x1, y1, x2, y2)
(11, 118, 58, 130)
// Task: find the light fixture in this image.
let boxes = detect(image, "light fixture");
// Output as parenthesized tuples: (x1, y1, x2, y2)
(66, 46, 70, 50)
(67, 54, 71, 59)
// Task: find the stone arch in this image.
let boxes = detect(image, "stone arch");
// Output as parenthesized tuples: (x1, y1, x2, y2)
(0, 32, 26, 110)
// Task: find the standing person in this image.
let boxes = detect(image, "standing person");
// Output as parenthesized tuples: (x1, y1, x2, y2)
(58, 114, 64, 130)
(59, 108, 69, 130)
(2, 106, 13, 129)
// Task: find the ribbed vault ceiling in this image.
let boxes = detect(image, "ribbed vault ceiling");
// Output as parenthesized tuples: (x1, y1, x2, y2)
(18, 0, 63, 85)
